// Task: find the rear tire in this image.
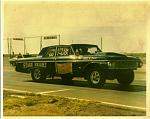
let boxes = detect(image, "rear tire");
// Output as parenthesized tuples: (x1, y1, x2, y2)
(117, 70, 134, 86)
(31, 68, 46, 82)
(86, 68, 106, 87)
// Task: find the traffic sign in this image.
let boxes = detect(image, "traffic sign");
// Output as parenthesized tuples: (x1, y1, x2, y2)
(13, 38, 24, 40)
(43, 35, 57, 40)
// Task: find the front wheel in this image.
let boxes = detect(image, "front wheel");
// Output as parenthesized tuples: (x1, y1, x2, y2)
(117, 70, 134, 86)
(31, 68, 46, 82)
(86, 68, 106, 87)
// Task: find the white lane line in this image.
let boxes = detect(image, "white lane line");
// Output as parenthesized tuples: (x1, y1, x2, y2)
(101, 101, 146, 111)
(10, 95, 26, 99)
(4, 88, 32, 93)
(37, 89, 71, 94)
(4, 88, 146, 112)
(64, 96, 146, 112)
(3, 88, 71, 95)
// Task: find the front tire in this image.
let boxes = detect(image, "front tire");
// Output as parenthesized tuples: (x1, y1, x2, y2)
(117, 70, 134, 86)
(86, 68, 106, 87)
(31, 68, 46, 82)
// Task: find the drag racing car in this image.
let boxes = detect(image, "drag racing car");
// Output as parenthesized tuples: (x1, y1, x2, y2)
(14, 44, 143, 87)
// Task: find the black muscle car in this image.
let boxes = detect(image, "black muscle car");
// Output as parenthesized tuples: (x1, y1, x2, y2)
(15, 44, 143, 87)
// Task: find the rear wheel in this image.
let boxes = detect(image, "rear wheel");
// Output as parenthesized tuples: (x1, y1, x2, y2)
(31, 68, 46, 82)
(86, 68, 106, 87)
(117, 70, 134, 86)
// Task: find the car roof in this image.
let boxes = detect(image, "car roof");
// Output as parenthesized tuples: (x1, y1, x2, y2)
(43, 44, 98, 48)
(71, 44, 98, 47)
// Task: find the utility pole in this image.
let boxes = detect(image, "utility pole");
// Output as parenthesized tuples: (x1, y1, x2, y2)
(7, 38, 10, 55)
(58, 34, 60, 45)
(40, 36, 43, 51)
(10, 38, 12, 58)
(24, 37, 26, 54)
(101, 37, 103, 50)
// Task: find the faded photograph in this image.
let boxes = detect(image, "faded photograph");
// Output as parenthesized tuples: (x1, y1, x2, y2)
(3, 1, 149, 117)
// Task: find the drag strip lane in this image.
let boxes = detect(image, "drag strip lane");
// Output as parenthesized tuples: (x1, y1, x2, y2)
(4, 65, 146, 112)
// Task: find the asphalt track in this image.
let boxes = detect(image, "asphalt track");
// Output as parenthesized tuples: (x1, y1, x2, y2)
(3, 62, 146, 111)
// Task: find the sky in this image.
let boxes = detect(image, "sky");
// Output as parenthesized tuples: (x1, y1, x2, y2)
(3, 1, 150, 54)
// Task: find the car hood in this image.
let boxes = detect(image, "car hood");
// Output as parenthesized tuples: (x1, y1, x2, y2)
(9, 57, 18, 61)
(89, 52, 140, 61)
(16, 56, 40, 62)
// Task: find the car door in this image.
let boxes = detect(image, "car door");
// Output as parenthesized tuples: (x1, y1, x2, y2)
(55, 46, 74, 74)
(43, 46, 56, 75)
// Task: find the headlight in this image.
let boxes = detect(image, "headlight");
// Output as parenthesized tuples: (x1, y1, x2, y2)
(139, 61, 143, 68)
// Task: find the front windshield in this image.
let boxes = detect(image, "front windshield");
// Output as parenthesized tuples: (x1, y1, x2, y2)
(38, 47, 49, 56)
(73, 45, 101, 55)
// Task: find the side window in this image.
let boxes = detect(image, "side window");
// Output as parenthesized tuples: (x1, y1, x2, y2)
(88, 47, 97, 54)
(56, 47, 73, 56)
(45, 47, 56, 57)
